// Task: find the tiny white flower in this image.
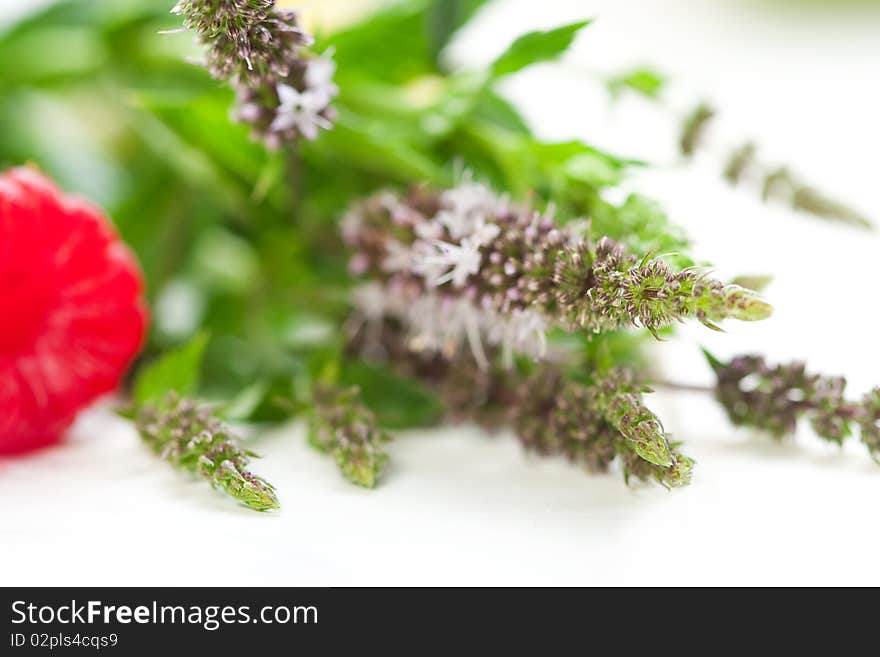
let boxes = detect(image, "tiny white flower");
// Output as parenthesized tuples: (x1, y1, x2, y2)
(435, 181, 498, 239)
(421, 238, 482, 288)
(401, 296, 489, 367)
(270, 84, 332, 140)
(414, 219, 444, 241)
(486, 309, 547, 367)
(435, 208, 470, 240)
(470, 217, 500, 246)
(441, 181, 497, 215)
(304, 54, 339, 99)
(510, 309, 547, 359)
(410, 240, 447, 283)
(405, 295, 446, 352)
(458, 302, 489, 370)
(381, 240, 413, 273)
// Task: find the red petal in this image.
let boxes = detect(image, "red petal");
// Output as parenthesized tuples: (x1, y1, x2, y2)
(0, 167, 148, 454)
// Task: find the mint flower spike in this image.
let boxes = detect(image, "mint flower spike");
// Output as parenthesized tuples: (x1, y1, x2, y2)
(858, 388, 880, 463)
(344, 183, 772, 370)
(594, 368, 673, 467)
(516, 367, 693, 488)
(171, 1, 274, 39)
(136, 392, 279, 511)
(172, 1, 310, 81)
(170, 1, 336, 147)
(619, 440, 694, 490)
(347, 317, 693, 489)
(555, 238, 773, 335)
(707, 353, 880, 462)
(308, 385, 391, 488)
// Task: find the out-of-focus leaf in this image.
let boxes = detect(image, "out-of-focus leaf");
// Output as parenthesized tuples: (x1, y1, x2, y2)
(134, 90, 290, 208)
(607, 67, 667, 100)
(591, 194, 694, 267)
(329, 0, 434, 84)
(220, 380, 271, 421)
(577, 330, 653, 372)
(0, 27, 105, 85)
(124, 105, 251, 214)
(457, 118, 532, 195)
(530, 139, 632, 199)
(191, 226, 261, 294)
(491, 20, 591, 78)
(1, 0, 169, 36)
(316, 111, 447, 184)
(133, 332, 209, 404)
(341, 361, 443, 429)
(0, 0, 188, 89)
(426, 0, 492, 63)
(153, 277, 206, 341)
(564, 152, 623, 187)
(471, 89, 531, 135)
(0, 91, 124, 207)
(338, 78, 433, 121)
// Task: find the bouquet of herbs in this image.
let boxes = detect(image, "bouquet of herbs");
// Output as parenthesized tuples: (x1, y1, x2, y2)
(1, 0, 876, 511)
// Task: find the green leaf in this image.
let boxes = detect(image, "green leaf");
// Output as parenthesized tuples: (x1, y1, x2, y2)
(426, 0, 492, 63)
(701, 347, 725, 374)
(191, 226, 261, 294)
(564, 150, 624, 187)
(607, 67, 667, 100)
(528, 139, 632, 198)
(328, 0, 434, 84)
(220, 380, 271, 421)
(491, 20, 591, 78)
(341, 361, 443, 429)
(591, 194, 694, 268)
(472, 89, 531, 135)
(317, 111, 448, 184)
(133, 332, 209, 405)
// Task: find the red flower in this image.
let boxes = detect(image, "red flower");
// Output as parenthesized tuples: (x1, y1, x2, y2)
(0, 168, 148, 454)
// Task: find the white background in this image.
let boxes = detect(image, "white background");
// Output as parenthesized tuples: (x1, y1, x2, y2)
(2, 0, 880, 586)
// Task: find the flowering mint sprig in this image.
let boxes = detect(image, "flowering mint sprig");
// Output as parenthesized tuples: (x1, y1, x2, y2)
(170, 1, 337, 146)
(308, 385, 391, 488)
(136, 392, 280, 511)
(516, 367, 693, 488)
(348, 318, 693, 488)
(343, 181, 771, 367)
(593, 368, 674, 467)
(707, 352, 880, 462)
(554, 237, 771, 335)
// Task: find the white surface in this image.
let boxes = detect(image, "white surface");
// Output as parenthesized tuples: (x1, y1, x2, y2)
(3, 0, 880, 586)
(5, 401, 880, 586)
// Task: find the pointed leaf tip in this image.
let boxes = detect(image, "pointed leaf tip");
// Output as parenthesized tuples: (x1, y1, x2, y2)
(491, 19, 593, 77)
(701, 347, 724, 373)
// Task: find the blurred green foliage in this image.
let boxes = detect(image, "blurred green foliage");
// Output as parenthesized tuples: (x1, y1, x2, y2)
(490, 20, 591, 77)
(0, 0, 691, 425)
(133, 332, 209, 406)
(606, 67, 667, 100)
